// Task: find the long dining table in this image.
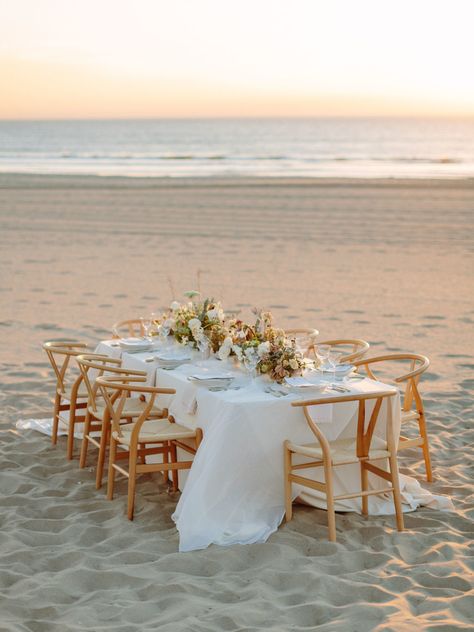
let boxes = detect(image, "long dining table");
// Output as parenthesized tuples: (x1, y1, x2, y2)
(94, 339, 408, 551)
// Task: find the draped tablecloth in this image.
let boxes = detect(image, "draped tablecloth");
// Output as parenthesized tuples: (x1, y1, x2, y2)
(92, 340, 455, 552)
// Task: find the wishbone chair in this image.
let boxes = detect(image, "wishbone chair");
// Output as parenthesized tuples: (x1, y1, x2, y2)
(311, 339, 370, 364)
(353, 353, 432, 481)
(76, 354, 167, 490)
(43, 341, 91, 459)
(284, 390, 404, 542)
(112, 319, 145, 338)
(97, 376, 203, 520)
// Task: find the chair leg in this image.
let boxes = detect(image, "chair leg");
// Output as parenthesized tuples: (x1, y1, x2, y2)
(162, 441, 169, 483)
(51, 392, 61, 445)
(79, 411, 91, 468)
(389, 453, 404, 532)
(127, 445, 138, 520)
(170, 441, 179, 492)
(283, 443, 293, 522)
(418, 412, 433, 482)
(360, 462, 369, 516)
(66, 401, 77, 460)
(107, 436, 118, 500)
(324, 458, 336, 542)
(95, 417, 110, 490)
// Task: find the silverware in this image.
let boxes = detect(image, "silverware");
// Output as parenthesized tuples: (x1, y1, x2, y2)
(264, 387, 283, 398)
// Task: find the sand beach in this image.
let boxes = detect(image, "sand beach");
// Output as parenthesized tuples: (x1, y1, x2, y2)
(0, 174, 473, 631)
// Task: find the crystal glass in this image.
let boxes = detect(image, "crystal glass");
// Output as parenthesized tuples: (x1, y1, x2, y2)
(140, 316, 153, 343)
(159, 322, 171, 346)
(195, 336, 210, 365)
(243, 348, 259, 380)
(315, 344, 331, 370)
(328, 349, 343, 382)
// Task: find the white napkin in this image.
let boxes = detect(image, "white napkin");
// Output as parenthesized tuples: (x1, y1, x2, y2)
(182, 384, 198, 415)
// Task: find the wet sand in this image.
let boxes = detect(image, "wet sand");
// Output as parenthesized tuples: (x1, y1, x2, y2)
(0, 174, 473, 630)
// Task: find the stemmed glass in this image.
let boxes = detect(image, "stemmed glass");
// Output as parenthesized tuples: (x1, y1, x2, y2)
(315, 344, 331, 371)
(196, 336, 210, 364)
(140, 316, 153, 344)
(159, 321, 171, 347)
(328, 349, 343, 384)
(243, 347, 259, 381)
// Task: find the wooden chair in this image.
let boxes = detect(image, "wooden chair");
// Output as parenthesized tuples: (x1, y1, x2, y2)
(97, 376, 203, 520)
(284, 391, 404, 542)
(112, 319, 145, 338)
(43, 341, 90, 459)
(353, 354, 432, 481)
(311, 339, 370, 364)
(76, 354, 167, 490)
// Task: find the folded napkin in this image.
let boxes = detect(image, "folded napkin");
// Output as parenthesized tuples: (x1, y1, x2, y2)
(120, 338, 146, 345)
(182, 384, 198, 415)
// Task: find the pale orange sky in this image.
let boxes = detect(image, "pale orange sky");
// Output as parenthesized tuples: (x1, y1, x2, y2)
(1, 0, 473, 119)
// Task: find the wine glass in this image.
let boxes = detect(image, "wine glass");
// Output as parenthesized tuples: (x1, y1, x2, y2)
(140, 316, 153, 343)
(195, 336, 210, 365)
(156, 322, 170, 350)
(315, 344, 330, 371)
(328, 349, 343, 383)
(243, 347, 259, 381)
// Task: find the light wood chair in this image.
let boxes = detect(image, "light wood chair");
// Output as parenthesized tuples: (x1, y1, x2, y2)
(76, 354, 167, 490)
(284, 390, 404, 542)
(112, 319, 145, 338)
(43, 341, 91, 459)
(353, 353, 432, 481)
(97, 376, 203, 520)
(310, 339, 370, 364)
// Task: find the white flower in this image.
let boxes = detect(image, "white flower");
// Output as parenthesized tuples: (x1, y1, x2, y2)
(170, 301, 180, 311)
(257, 341, 271, 357)
(188, 318, 202, 331)
(289, 358, 299, 371)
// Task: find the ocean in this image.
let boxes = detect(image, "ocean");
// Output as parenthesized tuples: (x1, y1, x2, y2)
(0, 117, 473, 178)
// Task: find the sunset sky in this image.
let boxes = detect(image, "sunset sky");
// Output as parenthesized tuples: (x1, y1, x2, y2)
(1, 0, 473, 119)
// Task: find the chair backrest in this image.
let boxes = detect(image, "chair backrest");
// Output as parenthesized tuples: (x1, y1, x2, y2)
(43, 341, 89, 394)
(291, 390, 398, 460)
(96, 376, 175, 441)
(310, 339, 370, 363)
(112, 319, 145, 338)
(352, 353, 429, 413)
(76, 354, 146, 416)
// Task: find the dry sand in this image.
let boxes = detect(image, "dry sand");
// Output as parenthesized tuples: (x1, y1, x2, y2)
(0, 174, 473, 631)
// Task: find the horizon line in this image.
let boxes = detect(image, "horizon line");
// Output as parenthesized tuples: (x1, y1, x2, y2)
(1, 113, 474, 122)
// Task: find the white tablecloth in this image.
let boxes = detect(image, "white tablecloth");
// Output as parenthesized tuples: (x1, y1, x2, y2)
(91, 340, 453, 552)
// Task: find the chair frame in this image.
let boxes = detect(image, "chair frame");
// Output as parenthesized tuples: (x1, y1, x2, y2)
(310, 339, 370, 364)
(112, 319, 145, 338)
(43, 341, 90, 459)
(76, 354, 158, 490)
(353, 353, 432, 481)
(284, 390, 404, 542)
(97, 376, 203, 520)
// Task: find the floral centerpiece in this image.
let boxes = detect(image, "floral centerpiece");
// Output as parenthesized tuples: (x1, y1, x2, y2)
(158, 294, 312, 382)
(168, 292, 228, 352)
(256, 338, 306, 383)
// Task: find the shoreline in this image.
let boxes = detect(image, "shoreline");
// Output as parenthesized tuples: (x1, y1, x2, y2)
(1, 172, 473, 189)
